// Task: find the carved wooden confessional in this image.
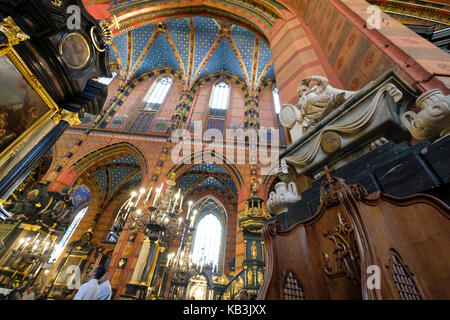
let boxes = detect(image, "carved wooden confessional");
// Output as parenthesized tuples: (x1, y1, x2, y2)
(258, 175, 450, 300)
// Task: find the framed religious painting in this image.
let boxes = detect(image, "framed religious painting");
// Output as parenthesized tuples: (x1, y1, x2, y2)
(53, 254, 87, 287)
(0, 17, 59, 167)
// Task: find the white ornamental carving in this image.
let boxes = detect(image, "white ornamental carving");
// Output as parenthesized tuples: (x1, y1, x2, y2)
(401, 89, 450, 141)
(267, 181, 300, 216)
(280, 76, 357, 135)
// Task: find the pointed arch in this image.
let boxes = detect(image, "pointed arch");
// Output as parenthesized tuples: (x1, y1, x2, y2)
(69, 142, 147, 180)
(98, 67, 183, 129)
(110, 1, 290, 43)
(190, 72, 249, 102)
(190, 195, 228, 274)
(167, 149, 244, 188)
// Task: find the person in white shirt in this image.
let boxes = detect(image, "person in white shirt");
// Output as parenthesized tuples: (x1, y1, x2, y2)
(97, 270, 112, 300)
(20, 286, 35, 300)
(73, 265, 106, 300)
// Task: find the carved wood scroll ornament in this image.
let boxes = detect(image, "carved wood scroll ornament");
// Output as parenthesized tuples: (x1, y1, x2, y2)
(322, 212, 361, 285)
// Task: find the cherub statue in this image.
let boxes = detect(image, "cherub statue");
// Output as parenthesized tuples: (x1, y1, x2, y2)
(280, 76, 356, 134)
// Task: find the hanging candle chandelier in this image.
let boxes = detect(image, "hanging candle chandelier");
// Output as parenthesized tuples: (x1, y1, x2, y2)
(122, 173, 185, 245)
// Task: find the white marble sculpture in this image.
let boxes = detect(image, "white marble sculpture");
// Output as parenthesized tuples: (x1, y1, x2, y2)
(267, 181, 300, 216)
(279, 76, 356, 141)
(401, 89, 450, 141)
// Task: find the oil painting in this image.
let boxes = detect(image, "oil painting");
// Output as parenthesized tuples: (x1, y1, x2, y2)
(0, 55, 50, 154)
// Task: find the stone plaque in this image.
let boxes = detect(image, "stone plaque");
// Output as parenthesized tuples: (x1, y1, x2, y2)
(321, 131, 341, 154)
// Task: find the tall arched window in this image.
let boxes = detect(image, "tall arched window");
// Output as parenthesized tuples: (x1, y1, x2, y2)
(144, 76, 173, 111)
(272, 86, 287, 146)
(192, 214, 222, 269)
(98, 71, 117, 85)
(48, 207, 88, 263)
(207, 81, 230, 132)
(272, 87, 281, 114)
(209, 81, 230, 110)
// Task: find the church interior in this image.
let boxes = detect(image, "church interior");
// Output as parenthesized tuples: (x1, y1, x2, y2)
(0, 0, 448, 301)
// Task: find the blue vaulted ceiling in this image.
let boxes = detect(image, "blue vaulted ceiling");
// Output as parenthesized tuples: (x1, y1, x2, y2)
(134, 33, 181, 77)
(197, 38, 245, 82)
(113, 31, 128, 73)
(177, 163, 237, 198)
(193, 17, 219, 78)
(91, 155, 142, 203)
(109, 16, 275, 88)
(188, 164, 228, 174)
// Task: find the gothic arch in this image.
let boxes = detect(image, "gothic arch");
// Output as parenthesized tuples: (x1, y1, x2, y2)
(189, 71, 249, 102)
(190, 195, 229, 275)
(167, 149, 244, 189)
(69, 142, 147, 180)
(112, 3, 290, 44)
(98, 67, 184, 129)
(191, 194, 229, 224)
(256, 77, 277, 99)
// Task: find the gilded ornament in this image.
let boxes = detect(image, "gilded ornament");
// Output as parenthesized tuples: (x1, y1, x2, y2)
(53, 109, 81, 126)
(247, 269, 253, 285)
(0, 17, 30, 48)
(257, 270, 264, 284)
(251, 241, 258, 260)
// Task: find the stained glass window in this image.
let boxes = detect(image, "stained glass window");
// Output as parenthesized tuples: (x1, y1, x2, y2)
(273, 87, 281, 114)
(98, 71, 117, 85)
(48, 207, 88, 263)
(144, 77, 173, 111)
(210, 81, 230, 110)
(192, 214, 222, 269)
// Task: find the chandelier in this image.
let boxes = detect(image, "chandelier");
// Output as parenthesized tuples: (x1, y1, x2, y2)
(166, 206, 218, 299)
(10, 232, 57, 264)
(123, 173, 186, 245)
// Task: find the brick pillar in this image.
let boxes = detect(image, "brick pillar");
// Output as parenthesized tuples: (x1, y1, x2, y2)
(333, 0, 450, 93)
(269, 11, 343, 106)
(286, 0, 450, 94)
(109, 229, 146, 297)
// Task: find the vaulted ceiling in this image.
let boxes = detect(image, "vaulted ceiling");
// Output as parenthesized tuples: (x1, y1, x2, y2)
(83, 0, 289, 40)
(108, 16, 275, 89)
(177, 163, 238, 199)
(90, 155, 142, 204)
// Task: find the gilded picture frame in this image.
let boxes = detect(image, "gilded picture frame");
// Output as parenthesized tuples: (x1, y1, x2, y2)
(0, 17, 60, 168)
(53, 254, 86, 286)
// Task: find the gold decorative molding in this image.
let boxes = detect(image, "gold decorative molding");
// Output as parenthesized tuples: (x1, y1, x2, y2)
(100, 20, 113, 45)
(0, 38, 59, 169)
(53, 109, 81, 126)
(51, 0, 62, 7)
(0, 17, 29, 48)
